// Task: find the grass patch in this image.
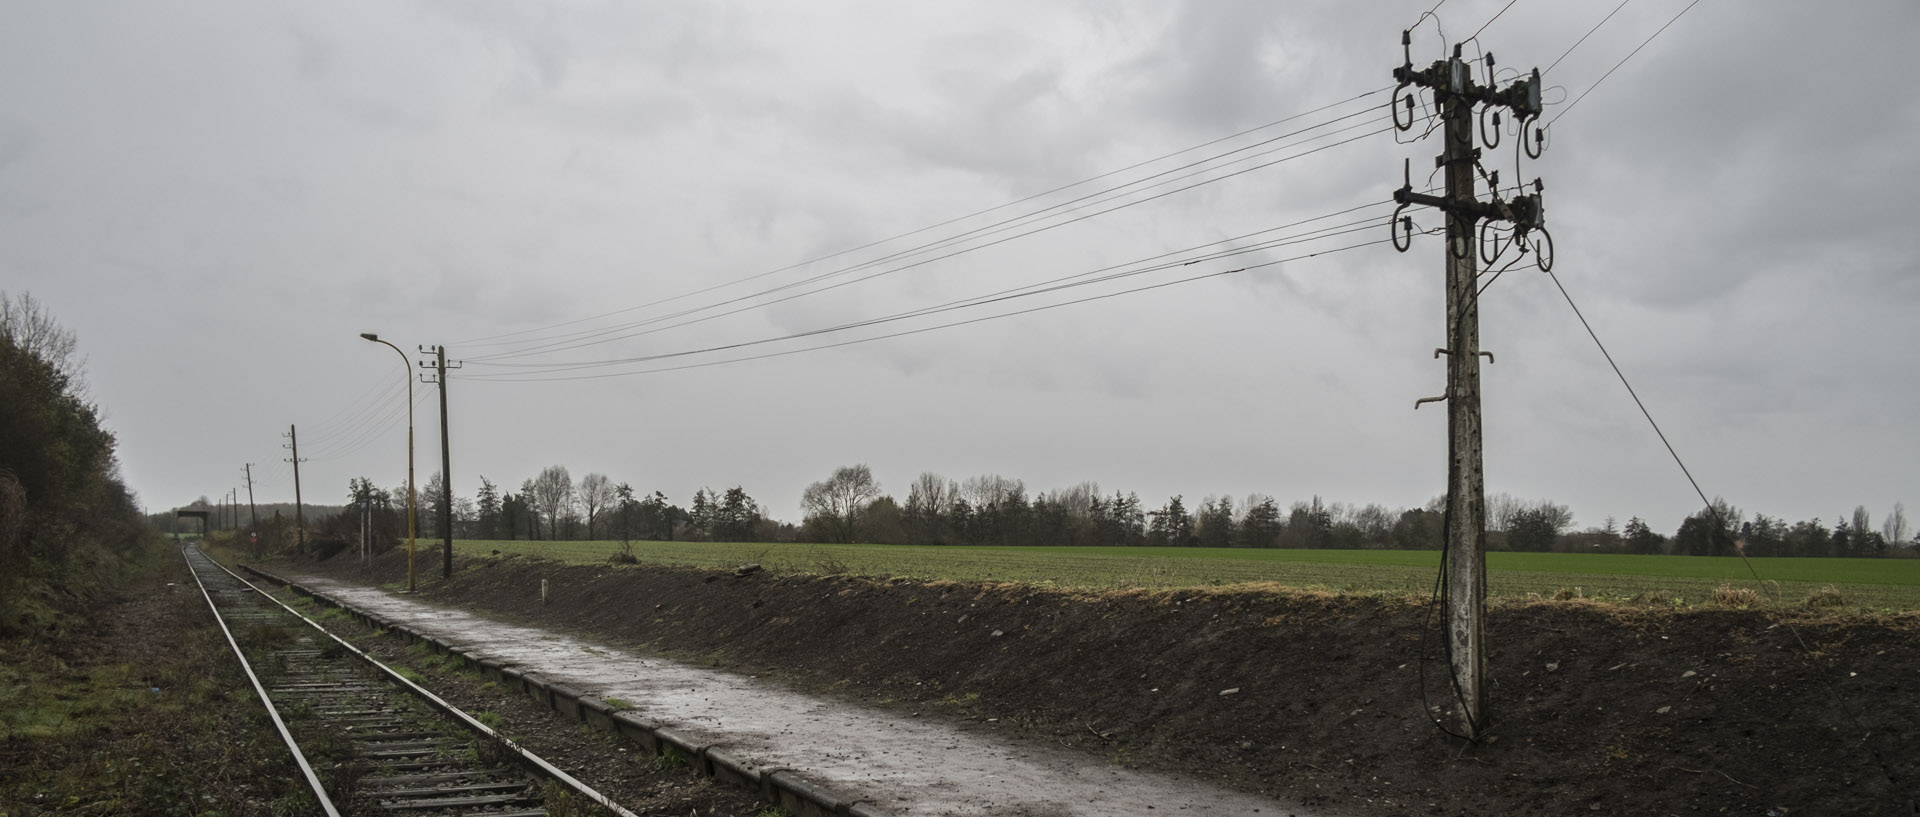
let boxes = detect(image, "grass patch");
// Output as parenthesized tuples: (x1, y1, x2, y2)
(654, 745, 690, 770)
(0, 565, 310, 814)
(455, 539, 1920, 610)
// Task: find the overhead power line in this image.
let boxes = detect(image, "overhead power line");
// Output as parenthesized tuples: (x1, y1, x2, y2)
(1545, 0, 1633, 75)
(303, 387, 434, 463)
(1468, 0, 1522, 42)
(1550, 0, 1703, 126)
(464, 200, 1405, 375)
(453, 85, 1394, 352)
(470, 120, 1394, 364)
(458, 232, 1406, 383)
(301, 377, 408, 447)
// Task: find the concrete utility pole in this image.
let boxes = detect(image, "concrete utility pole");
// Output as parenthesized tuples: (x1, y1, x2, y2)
(243, 463, 259, 555)
(1391, 36, 1551, 740)
(285, 425, 307, 552)
(420, 345, 460, 580)
(1440, 76, 1490, 738)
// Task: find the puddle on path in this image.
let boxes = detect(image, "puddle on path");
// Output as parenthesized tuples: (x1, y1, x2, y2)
(296, 576, 1313, 817)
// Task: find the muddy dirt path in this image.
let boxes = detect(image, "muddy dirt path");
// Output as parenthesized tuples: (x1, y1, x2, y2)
(293, 575, 1317, 817)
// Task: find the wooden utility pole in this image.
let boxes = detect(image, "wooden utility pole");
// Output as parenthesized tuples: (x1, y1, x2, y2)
(1392, 38, 1550, 740)
(285, 424, 307, 551)
(422, 344, 458, 580)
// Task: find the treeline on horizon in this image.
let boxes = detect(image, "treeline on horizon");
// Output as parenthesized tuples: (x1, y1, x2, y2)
(181, 460, 1916, 561)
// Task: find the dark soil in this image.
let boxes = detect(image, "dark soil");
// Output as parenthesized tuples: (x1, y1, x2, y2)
(293, 546, 1920, 817)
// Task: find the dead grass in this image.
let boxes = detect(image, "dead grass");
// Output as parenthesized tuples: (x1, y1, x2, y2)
(1803, 584, 1848, 609)
(1710, 584, 1767, 608)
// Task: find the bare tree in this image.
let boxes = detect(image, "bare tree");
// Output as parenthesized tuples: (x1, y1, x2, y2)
(961, 474, 1023, 509)
(801, 464, 882, 543)
(0, 291, 84, 388)
(1049, 481, 1101, 518)
(905, 472, 953, 518)
(531, 465, 573, 540)
(421, 471, 447, 538)
(1885, 503, 1910, 549)
(1852, 505, 1876, 552)
(1485, 492, 1523, 532)
(577, 472, 615, 539)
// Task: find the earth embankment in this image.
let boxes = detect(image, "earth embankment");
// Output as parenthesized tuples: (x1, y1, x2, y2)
(293, 548, 1918, 816)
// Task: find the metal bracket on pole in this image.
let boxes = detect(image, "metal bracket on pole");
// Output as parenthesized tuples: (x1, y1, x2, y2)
(1436, 348, 1495, 363)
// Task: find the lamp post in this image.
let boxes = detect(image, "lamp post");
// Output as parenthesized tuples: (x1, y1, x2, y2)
(360, 332, 416, 592)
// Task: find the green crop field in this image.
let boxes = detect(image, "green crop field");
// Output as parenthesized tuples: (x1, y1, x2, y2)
(453, 539, 1920, 610)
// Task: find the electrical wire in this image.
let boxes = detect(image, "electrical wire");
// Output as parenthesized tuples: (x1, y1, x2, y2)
(468, 121, 1395, 363)
(457, 235, 1410, 383)
(1468, 0, 1521, 42)
(452, 86, 1393, 350)
(301, 378, 407, 447)
(464, 211, 1394, 375)
(1411, 0, 1449, 27)
(469, 113, 1393, 361)
(303, 387, 434, 463)
(463, 195, 1433, 374)
(302, 374, 401, 439)
(473, 172, 1399, 378)
(1545, 0, 1633, 75)
(1549, 0, 1703, 126)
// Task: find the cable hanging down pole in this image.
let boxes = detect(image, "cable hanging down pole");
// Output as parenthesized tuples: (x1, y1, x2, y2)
(1390, 29, 1552, 741)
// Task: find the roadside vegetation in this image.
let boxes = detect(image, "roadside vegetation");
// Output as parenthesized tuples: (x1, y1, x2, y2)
(0, 291, 307, 814)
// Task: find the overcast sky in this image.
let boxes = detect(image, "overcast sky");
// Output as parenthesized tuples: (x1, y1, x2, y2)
(3, 0, 1914, 536)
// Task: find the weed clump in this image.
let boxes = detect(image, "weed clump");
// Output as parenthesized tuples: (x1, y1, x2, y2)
(1709, 584, 1766, 608)
(1803, 585, 1848, 609)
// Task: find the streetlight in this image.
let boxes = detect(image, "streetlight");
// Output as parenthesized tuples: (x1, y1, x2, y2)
(360, 332, 416, 592)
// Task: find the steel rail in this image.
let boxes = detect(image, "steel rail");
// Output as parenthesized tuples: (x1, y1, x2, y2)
(185, 544, 642, 817)
(181, 545, 343, 817)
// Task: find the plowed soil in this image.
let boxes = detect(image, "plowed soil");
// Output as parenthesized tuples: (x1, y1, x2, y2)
(291, 547, 1919, 817)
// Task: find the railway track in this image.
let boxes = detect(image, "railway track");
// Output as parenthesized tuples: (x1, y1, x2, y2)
(183, 545, 637, 817)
